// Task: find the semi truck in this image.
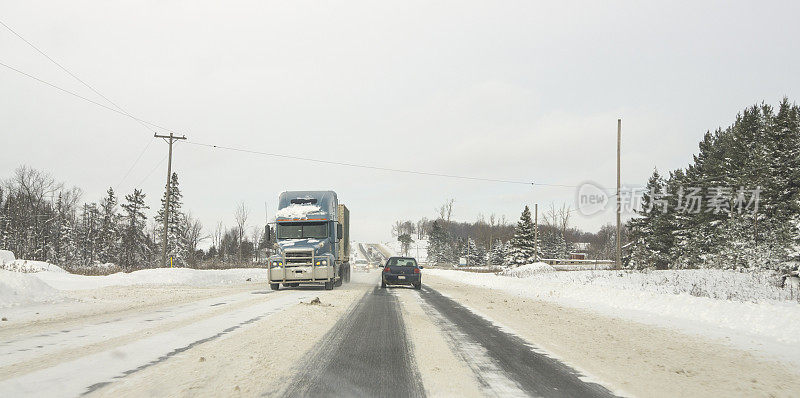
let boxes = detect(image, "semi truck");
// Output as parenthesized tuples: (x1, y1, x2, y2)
(266, 191, 350, 290)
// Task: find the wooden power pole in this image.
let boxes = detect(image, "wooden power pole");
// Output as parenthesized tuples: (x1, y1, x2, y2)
(155, 132, 187, 267)
(534, 203, 539, 261)
(616, 119, 622, 270)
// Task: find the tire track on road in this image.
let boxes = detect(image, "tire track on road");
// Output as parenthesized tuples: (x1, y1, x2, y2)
(280, 287, 424, 398)
(419, 286, 617, 398)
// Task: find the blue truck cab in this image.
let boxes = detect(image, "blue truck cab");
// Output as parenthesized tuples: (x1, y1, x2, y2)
(267, 191, 350, 290)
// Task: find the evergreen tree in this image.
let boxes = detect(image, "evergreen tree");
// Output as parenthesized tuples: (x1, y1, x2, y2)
(427, 219, 453, 264)
(506, 206, 536, 266)
(464, 238, 481, 266)
(98, 188, 121, 264)
(155, 172, 187, 266)
(488, 239, 505, 265)
(120, 189, 150, 271)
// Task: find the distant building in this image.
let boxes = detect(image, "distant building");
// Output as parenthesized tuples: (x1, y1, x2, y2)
(569, 252, 587, 260)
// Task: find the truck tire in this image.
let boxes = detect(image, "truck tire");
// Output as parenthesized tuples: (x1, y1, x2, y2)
(344, 265, 351, 283)
(324, 281, 334, 290)
(334, 276, 343, 287)
(270, 283, 280, 291)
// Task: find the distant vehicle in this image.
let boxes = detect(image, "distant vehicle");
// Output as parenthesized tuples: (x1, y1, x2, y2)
(354, 259, 369, 272)
(266, 191, 350, 290)
(381, 257, 422, 289)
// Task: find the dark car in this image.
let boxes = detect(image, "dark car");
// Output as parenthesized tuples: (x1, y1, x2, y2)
(381, 257, 422, 289)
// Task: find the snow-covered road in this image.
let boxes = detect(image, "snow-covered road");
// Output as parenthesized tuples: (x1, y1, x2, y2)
(1, 268, 799, 397)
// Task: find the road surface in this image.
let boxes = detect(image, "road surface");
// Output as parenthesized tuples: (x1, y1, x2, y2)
(1, 268, 798, 397)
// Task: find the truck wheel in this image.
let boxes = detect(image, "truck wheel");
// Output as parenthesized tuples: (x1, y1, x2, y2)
(324, 281, 334, 290)
(344, 265, 351, 283)
(270, 283, 280, 291)
(334, 276, 343, 287)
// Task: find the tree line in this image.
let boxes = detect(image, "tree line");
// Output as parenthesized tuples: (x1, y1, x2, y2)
(393, 200, 620, 267)
(627, 98, 800, 271)
(0, 166, 266, 273)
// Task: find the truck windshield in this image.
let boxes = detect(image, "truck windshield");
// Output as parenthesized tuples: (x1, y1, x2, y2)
(277, 222, 328, 239)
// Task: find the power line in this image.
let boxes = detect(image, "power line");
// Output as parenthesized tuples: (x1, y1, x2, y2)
(0, 19, 166, 189)
(0, 52, 594, 189)
(0, 19, 154, 132)
(185, 140, 541, 186)
(136, 153, 168, 188)
(115, 137, 155, 191)
(0, 60, 178, 134)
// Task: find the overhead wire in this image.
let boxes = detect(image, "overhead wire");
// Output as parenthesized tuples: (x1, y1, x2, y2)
(184, 140, 544, 186)
(0, 18, 173, 191)
(1, 48, 596, 189)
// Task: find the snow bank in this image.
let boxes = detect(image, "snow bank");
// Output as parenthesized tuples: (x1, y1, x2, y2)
(1, 260, 66, 273)
(426, 268, 800, 365)
(500, 262, 556, 277)
(276, 204, 321, 219)
(34, 267, 269, 291)
(0, 250, 15, 264)
(0, 269, 62, 308)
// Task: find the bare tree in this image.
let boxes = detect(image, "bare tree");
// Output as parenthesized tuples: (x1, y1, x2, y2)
(213, 221, 224, 260)
(183, 212, 207, 266)
(437, 198, 455, 221)
(250, 226, 262, 262)
(543, 203, 572, 237)
(234, 202, 249, 263)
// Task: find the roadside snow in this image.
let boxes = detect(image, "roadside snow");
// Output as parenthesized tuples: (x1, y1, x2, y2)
(1, 260, 66, 273)
(0, 267, 269, 309)
(276, 203, 321, 219)
(34, 268, 269, 291)
(426, 268, 800, 365)
(0, 269, 62, 308)
(500, 262, 555, 277)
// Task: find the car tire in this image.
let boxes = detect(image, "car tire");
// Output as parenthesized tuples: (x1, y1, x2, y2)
(381, 280, 386, 288)
(414, 283, 421, 290)
(270, 283, 280, 291)
(324, 281, 334, 290)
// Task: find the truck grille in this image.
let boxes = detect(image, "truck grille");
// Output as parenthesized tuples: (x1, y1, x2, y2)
(285, 250, 313, 266)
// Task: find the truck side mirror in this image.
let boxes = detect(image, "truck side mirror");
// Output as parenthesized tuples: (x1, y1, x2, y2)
(337, 223, 343, 241)
(265, 225, 272, 242)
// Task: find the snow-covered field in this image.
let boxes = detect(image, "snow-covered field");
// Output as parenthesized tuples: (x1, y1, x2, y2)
(427, 266, 800, 365)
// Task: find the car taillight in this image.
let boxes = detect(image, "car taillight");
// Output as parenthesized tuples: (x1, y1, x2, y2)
(413, 268, 420, 274)
(383, 267, 391, 273)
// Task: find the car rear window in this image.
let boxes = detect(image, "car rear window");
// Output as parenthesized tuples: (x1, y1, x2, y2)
(387, 258, 417, 267)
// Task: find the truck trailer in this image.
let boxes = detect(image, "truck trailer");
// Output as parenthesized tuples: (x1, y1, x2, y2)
(266, 191, 350, 290)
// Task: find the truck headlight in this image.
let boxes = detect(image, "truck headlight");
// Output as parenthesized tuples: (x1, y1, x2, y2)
(322, 260, 328, 265)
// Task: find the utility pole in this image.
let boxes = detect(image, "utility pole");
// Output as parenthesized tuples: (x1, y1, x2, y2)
(616, 119, 622, 270)
(534, 203, 539, 261)
(155, 132, 187, 267)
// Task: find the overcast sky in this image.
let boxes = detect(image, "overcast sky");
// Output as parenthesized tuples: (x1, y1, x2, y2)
(2, 1, 799, 243)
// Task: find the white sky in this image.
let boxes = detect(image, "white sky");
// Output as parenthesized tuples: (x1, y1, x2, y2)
(2, 1, 799, 243)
